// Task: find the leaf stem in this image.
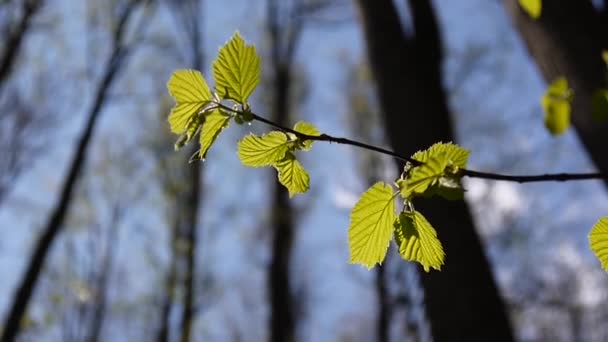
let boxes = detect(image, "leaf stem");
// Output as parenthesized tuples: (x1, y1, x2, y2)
(218, 104, 608, 183)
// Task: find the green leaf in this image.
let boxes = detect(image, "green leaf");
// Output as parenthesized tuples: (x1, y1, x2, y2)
(589, 217, 608, 272)
(592, 89, 608, 121)
(424, 175, 465, 201)
(602, 50, 608, 66)
(199, 110, 231, 159)
(212, 31, 260, 103)
(348, 182, 397, 269)
(394, 211, 444, 272)
(541, 77, 572, 135)
(274, 152, 310, 197)
(412, 142, 470, 168)
(238, 131, 292, 167)
(293, 121, 320, 151)
(167, 69, 212, 136)
(399, 154, 448, 199)
(519, 0, 541, 19)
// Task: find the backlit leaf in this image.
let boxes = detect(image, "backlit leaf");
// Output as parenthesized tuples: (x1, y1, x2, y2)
(293, 121, 320, 151)
(541, 77, 572, 135)
(590, 218, 608, 272)
(238, 131, 292, 167)
(399, 154, 448, 199)
(199, 110, 231, 159)
(519, 0, 541, 19)
(394, 211, 444, 272)
(212, 31, 260, 103)
(412, 142, 470, 168)
(348, 182, 397, 269)
(274, 152, 310, 197)
(592, 89, 608, 121)
(167, 69, 212, 135)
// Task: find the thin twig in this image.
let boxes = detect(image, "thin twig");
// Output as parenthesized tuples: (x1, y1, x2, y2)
(218, 104, 608, 183)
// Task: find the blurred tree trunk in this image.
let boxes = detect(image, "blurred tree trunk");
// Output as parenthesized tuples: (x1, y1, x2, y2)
(346, 61, 392, 342)
(156, 211, 180, 342)
(0, 1, 149, 341)
(503, 0, 608, 188)
(86, 204, 121, 342)
(0, 0, 43, 87)
(164, 1, 206, 341)
(266, 1, 298, 340)
(355, 0, 514, 340)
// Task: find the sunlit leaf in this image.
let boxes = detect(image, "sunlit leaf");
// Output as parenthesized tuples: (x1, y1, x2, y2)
(592, 89, 608, 121)
(412, 142, 470, 168)
(424, 175, 465, 201)
(348, 182, 397, 269)
(519, 0, 541, 19)
(167, 69, 212, 135)
(274, 152, 310, 197)
(293, 121, 320, 151)
(212, 31, 260, 103)
(399, 154, 448, 199)
(541, 77, 572, 135)
(238, 131, 292, 167)
(199, 110, 231, 159)
(394, 211, 444, 272)
(590, 217, 608, 272)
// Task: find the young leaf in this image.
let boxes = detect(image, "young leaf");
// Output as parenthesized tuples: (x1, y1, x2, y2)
(399, 154, 448, 199)
(348, 182, 397, 269)
(167, 69, 213, 135)
(293, 121, 320, 151)
(212, 31, 260, 104)
(424, 176, 465, 201)
(238, 131, 292, 167)
(274, 152, 310, 197)
(199, 110, 231, 159)
(541, 77, 572, 135)
(519, 0, 541, 19)
(412, 142, 470, 168)
(591, 89, 608, 121)
(394, 211, 445, 272)
(589, 217, 608, 272)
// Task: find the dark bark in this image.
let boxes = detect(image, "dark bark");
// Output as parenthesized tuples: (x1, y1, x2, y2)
(0, 0, 43, 87)
(179, 3, 204, 341)
(355, 0, 514, 340)
(0, 2, 142, 341)
(266, 1, 300, 340)
(180, 149, 200, 342)
(156, 212, 180, 342)
(504, 0, 608, 188)
(375, 264, 389, 342)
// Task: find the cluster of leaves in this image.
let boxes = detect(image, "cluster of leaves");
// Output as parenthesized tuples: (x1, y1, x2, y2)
(348, 143, 469, 271)
(518, 0, 608, 135)
(167, 32, 319, 196)
(166, 31, 608, 274)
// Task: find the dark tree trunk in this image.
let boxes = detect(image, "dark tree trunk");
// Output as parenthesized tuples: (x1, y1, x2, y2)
(268, 64, 296, 342)
(0, 2, 142, 341)
(0, 0, 43, 87)
(355, 0, 514, 340)
(180, 151, 200, 342)
(375, 264, 389, 342)
(265, 1, 302, 339)
(179, 5, 205, 340)
(156, 213, 180, 342)
(504, 0, 608, 187)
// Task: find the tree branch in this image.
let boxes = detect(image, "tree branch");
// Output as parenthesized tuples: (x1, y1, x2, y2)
(218, 104, 608, 183)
